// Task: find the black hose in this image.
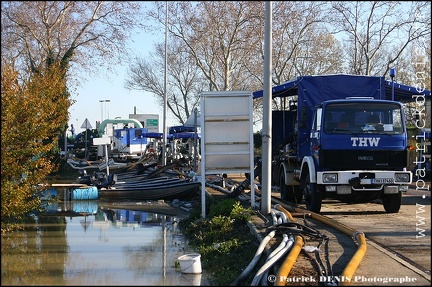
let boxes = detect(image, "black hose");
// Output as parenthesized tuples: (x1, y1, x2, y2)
(266, 222, 323, 239)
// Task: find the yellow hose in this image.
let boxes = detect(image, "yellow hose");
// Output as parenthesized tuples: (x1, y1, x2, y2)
(275, 235, 304, 286)
(271, 201, 366, 285)
(273, 204, 302, 286)
(340, 232, 367, 286)
(288, 205, 367, 286)
(274, 204, 295, 222)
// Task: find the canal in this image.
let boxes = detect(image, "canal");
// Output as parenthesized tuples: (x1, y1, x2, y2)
(1, 200, 208, 286)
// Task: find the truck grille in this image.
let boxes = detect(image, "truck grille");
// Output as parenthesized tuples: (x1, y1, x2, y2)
(319, 150, 408, 170)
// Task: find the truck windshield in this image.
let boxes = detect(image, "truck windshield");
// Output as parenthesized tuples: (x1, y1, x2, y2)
(323, 102, 404, 134)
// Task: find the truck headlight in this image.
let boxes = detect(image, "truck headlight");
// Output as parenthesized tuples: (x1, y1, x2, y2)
(322, 173, 338, 183)
(395, 173, 410, 183)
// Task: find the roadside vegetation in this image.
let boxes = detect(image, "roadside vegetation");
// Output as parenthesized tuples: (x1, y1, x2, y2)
(179, 197, 263, 286)
(1, 65, 69, 234)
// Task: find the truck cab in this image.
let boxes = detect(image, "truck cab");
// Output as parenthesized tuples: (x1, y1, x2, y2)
(304, 98, 411, 213)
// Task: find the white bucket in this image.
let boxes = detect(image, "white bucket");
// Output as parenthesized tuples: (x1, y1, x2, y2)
(178, 253, 202, 274)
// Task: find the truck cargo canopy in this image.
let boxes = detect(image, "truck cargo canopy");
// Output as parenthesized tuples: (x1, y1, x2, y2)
(252, 74, 430, 103)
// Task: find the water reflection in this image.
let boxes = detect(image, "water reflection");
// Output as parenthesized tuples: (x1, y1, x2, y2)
(1, 201, 205, 286)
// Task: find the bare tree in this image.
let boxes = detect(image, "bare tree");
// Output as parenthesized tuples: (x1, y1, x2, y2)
(126, 1, 429, 128)
(1, 1, 146, 177)
(127, 1, 263, 124)
(1, 1, 144, 81)
(390, 42, 431, 89)
(164, 2, 262, 92)
(125, 38, 203, 125)
(133, 2, 337, 123)
(242, 1, 342, 122)
(327, 1, 431, 76)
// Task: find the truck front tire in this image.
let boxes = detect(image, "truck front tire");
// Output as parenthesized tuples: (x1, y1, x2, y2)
(302, 174, 322, 213)
(382, 192, 402, 213)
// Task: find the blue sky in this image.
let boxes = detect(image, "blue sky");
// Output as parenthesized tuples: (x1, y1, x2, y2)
(68, 27, 177, 134)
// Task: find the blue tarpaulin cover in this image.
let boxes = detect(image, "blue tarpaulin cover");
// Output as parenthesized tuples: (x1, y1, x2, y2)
(252, 74, 430, 102)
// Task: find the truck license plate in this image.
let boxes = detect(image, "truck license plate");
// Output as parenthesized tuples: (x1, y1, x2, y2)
(374, 178, 394, 183)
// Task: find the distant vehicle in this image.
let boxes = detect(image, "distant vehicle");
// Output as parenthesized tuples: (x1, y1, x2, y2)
(110, 126, 200, 164)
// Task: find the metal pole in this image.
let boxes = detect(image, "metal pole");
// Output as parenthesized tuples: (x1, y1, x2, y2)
(261, 1, 272, 215)
(193, 108, 198, 172)
(162, 215, 167, 279)
(162, 1, 168, 166)
(100, 100, 104, 122)
(84, 129, 88, 160)
(64, 128, 68, 159)
(105, 144, 109, 175)
(106, 100, 111, 119)
(390, 68, 396, 101)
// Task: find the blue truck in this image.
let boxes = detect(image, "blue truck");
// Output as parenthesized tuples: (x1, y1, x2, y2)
(253, 74, 430, 213)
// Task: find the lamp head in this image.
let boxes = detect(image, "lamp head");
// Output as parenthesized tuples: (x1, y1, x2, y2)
(390, 68, 396, 79)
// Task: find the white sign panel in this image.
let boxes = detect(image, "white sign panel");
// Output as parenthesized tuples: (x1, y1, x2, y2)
(199, 91, 255, 217)
(93, 137, 111, 145)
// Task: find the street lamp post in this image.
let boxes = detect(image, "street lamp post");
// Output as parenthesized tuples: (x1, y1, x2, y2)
(106, 100, 110, 119)
(99, 99, 111, 121)
(390, 69, 396, 101)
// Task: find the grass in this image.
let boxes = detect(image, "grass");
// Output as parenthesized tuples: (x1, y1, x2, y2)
(179, 198, 265, 286)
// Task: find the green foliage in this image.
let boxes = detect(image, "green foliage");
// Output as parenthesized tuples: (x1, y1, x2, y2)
(1, 64, 71, 233)
(253, 131, 262, 149)
(180, 198, 255, 285)
(208, 198, 253, 221)
(208, 198, 237, 218)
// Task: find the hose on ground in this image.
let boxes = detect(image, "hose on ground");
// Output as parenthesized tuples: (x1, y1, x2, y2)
(274, 204, 295, 222)
(272, 209, 288, 224)
(255, 209, 290, 286)
(266, 221, 323, 239)
(284, 205, 367, 286)
(259, 208, 292, 285)
(270, 210, 279, 225)
(272, 204, 334, 286)
(268, 234, 289, 259)
(274, 235, 304, 286)
(253, 233, 289, 286)
(251, 235, 295, 286)
(229, 230, 276, 286)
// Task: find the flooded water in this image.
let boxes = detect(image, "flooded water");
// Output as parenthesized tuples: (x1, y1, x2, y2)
(1, 200, 207, 286)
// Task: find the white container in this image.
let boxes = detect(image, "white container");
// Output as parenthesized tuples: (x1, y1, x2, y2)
(178, 253, 202, 274)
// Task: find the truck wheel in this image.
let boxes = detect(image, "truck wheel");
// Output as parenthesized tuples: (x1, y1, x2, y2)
(382, 192, 402, 213)
(279, 171, 303, 204)
(302, 174, 322, 213)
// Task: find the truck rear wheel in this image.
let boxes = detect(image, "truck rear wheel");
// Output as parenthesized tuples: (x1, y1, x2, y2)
(302, 174, 322, 213)
(382, 192, 402, 213)
(279, 171, 303, 204)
